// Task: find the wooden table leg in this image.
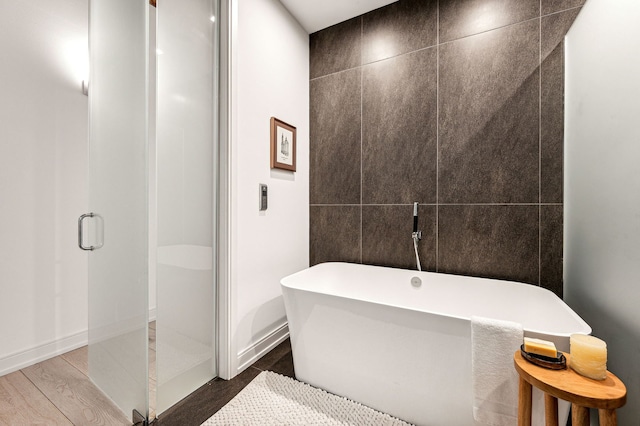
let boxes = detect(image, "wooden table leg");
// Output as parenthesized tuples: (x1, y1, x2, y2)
(572, 404, 589, 426)
(544, 393, 558, 426)
(518, 377, 532, 426)
(599, 409, 617, 426)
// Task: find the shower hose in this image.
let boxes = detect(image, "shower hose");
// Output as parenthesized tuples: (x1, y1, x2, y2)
(413, 234, 422, 272)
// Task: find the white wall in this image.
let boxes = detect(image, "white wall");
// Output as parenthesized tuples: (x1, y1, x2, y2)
(0, 0, 89, 375)
(564, 0, 640, 422)
(230, 0, 309, 375)
(0, 0, 310, 380)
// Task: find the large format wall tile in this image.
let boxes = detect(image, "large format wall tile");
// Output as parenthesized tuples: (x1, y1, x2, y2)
(541, 0, 585, 16)
(541, 47, 564, 204)
(310, 206, 361, 265)
(541, 7, 582, 58)
(439, 20, 540, 204)
(362, 0, 437, 64)
(310, 17, 361, 79)
(362, 48, 437, 204)
(309, 0, 574, 295)
(362, 204, 436, 270)
(540, 205, 563, 297)
(310, 69, 361, 204)
(540, 8, 581, 203)
(438, 205, 539, 284)
(439, 0, 539, 43)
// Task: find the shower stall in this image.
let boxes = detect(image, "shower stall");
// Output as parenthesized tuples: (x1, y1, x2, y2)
(79, 0, 221, 422)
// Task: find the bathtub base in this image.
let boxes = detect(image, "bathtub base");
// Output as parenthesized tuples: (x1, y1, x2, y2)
(282, 263, 586, 426)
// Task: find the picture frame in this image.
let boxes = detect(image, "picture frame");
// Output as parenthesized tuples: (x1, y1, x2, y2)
(270, 117, 296, 172)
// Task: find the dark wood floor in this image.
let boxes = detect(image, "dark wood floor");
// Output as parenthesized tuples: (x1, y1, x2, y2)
(155, 338, 294, 426)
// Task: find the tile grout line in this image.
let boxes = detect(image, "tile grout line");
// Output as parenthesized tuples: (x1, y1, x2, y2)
(311, 203, 562, 207)
(538, 7, 542, 287)
(359, 15, 364, 265)
(310, 6, 584, 83)
(310, 3, 571, 278)
(541, 4, 584, 18)
(435, 0, 440, 273)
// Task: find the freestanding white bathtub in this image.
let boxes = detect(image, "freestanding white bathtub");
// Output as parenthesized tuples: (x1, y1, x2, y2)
(281, 262, 591, 426)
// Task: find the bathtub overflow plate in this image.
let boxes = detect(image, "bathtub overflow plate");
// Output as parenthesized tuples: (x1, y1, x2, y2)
(411, 276, 422, 287)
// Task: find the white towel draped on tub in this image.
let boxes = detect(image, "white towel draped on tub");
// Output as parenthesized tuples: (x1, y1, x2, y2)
(471, 316, 523, 426)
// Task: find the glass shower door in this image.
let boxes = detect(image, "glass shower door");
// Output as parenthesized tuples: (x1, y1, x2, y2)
(85, 0, 149, 421)
(155, 0, 218, 414)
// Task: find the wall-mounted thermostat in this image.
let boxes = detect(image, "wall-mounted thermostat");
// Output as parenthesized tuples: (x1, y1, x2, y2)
(259, 184, 268, 211)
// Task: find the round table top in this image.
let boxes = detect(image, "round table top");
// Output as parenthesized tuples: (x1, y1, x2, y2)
(514, 351, 627, 410)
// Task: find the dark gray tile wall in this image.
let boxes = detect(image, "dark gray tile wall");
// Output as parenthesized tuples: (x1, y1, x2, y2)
(362, 48, 437, 204)
(438, 205, 539, 284)
(541, 7, 582, 204)
(362, 205, 436, 270)
(542, 0, 585, 16)
(309, 0, 583, 297)
(310, 69, 361, 204)
(540, 205, 564, 296)
(309, 17, 361, 80)
(439, 0, 539, 42)
(439, 19, 540, 204)
(362, 0, 437, 64)
(310, 206, 361, 266)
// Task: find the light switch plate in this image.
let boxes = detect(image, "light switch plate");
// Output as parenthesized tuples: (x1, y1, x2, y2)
(259, 184, 268, 211)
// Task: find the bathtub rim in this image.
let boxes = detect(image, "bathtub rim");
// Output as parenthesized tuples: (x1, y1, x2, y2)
(281, 262, 592, 338)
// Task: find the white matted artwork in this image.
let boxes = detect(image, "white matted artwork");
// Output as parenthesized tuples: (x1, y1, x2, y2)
(270, 117, 296, 171)
(277, 126, 293, 166)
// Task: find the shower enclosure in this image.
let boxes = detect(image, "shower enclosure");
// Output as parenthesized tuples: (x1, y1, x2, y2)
(80, 0, 220, 422)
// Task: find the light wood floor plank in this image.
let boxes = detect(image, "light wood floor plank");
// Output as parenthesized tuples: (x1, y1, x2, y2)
(149, 378, 156, 420)
(2, 323, 159, 424)
(149, 348, 157, 383)
(148, 325, 156, 351)
(22, 357, 130, 425)
(149, 348, 157, 420)
(60, 346, 89, 377)
(0, 371, 72, 426)
(149, 322, 157, 418)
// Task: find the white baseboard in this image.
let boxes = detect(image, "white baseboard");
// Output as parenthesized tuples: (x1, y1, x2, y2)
(0, 330, 88, 377)
(149, 307, 157, 322)
(236, 322, 289, 374)
(0, 309, 158, 377)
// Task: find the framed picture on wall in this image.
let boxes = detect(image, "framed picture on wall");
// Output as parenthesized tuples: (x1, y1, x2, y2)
(270, 117, 296, 172)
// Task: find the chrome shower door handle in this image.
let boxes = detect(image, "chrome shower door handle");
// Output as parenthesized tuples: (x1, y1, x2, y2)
(78, 212, 104, 251)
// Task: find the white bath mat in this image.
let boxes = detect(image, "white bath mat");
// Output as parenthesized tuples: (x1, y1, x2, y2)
(201, 371, 413, 426)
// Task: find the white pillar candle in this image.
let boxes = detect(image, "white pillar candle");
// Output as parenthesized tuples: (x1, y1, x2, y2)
(570, 334, 607, 380)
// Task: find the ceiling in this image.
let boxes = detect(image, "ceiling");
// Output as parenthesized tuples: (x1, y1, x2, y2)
(279, 0, 398, 34)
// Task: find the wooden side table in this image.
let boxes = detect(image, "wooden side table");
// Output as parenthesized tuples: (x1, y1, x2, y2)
(514, 351, 626, 426)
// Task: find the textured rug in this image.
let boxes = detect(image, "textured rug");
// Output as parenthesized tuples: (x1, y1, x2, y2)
(201, 371, 413, 425)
